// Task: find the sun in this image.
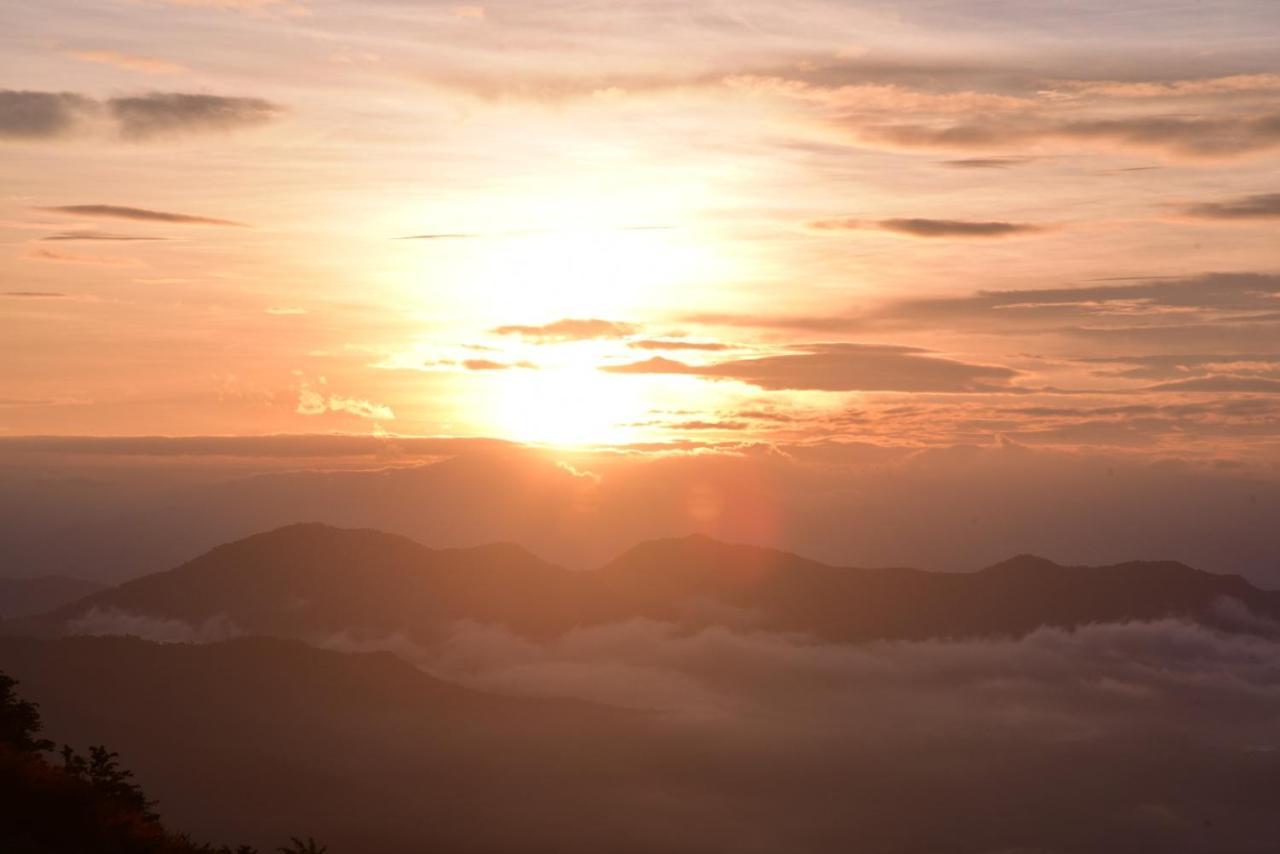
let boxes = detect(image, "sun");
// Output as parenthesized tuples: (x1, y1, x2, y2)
(469, 226, 709, 320)
(486, 365, 652, 447)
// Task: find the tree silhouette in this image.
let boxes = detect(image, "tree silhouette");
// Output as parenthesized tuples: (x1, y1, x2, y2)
(60, 743, 159, 821)
(0, 672, 53, 754)
(277, 836, 328, 854)
(1, 668, 330, 854)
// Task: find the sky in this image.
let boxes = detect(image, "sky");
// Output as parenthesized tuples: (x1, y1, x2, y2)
(3, 0, 1280, 465)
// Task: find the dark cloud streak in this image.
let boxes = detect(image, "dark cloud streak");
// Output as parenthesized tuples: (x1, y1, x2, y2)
(604, 343, 1019, 392)
(1, 89, 282, 143)
(0, 90, 95, 139)
(108, 92, 282, 140)
(810, 217, 1047, 238)
(1183, 192, 1280, 220)
(42, 205, 246, 227)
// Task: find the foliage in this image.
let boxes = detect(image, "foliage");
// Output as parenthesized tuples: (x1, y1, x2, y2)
(0, 672, 54, 753)
(0, 669, 327, 854)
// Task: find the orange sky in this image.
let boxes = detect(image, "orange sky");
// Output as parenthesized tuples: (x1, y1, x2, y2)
(3, 0, 1280, 464)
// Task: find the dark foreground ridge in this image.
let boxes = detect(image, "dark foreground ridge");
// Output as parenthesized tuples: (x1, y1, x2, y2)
(1, 663, 327, 854)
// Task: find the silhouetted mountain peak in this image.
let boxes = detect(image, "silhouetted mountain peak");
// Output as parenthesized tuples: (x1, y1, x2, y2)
(598, 534, 830, 596)
(17, 525, 1280, 646)
(607, 533, 825, 566)
(982, 554, 1065, 574)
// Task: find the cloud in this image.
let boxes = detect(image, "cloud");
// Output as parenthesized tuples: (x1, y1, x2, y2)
(629, 339, 731, 352)
(462, 358, 535, 370)
(42, 204, 246, 227)
(861, 111, 1280, 159)
(41, 230, 167, 241)
(66, 606, 243, 643)
(1079, 354, 1280, 382)
(108, 92, 283, 140)
(684, 312, 866, 334)
(603, 343, 1019, 392)
(3, 291, 67, 298)
(810, 217, 1047, 238)
(265, 306, 308, 315)
(152, 0, 300, 13)
(326, 616, 1280, 756)
(875, 272, 1280, 327)
(296, 382, 394, 420)
(494, 318, 639, 341)
(67, 50, 187, 75)
(1182, 192, 1280, 220)
(1149, 376, 1280, 393)
(29, 247, 139, 266)
(940, 157, 1032, 169)
(663, 420, 750, 431)
(0, 90, 95, 139)
(396, 232, 481, 241)
(2, 90, 282, 142)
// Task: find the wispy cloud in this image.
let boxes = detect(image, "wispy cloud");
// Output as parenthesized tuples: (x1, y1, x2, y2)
(939, 157, 1033, 169)
(42, 204, 246, 226)
(629, 339, 731, 352)
(861, 111, 1280, 160)
(604, 343, 1019, 393)
(67, 50, 187, 75)
(0, 90, 95, 139)
(296, 380, 394, 420)
(109, 92, 282, 140)
(810, 217, 1048, 238)
(494, 318, 638, 341)
(0, 89, 283, 142)
(29, 247, 140, 266)
(1182, 192, 1280, 220)
(41, 230, 167, 241)
(461, 358, 535, 370)
(396, 232, 481, 241)
(153, 0, 300, 12)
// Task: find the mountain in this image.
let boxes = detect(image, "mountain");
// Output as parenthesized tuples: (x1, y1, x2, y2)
(21, 524, 1280, 644)
(0, 576, 104, 621)
(3, 632, 1278, 854)
(29, 523, 589, 641)
(0, 634, 655, 854)
(595, 538, 1280, 640)
(6, 443, 1279, 588)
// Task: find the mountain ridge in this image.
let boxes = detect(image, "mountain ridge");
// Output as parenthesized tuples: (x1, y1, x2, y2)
(13, 523, 1278, 644)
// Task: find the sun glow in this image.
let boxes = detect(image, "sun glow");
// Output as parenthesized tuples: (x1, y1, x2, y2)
(468, 226, 712, 320)
(486, 365, 653, 447)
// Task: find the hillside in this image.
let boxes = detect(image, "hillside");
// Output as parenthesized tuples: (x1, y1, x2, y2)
(0, 577, 104, 621)
(24, 525, 1280, 644)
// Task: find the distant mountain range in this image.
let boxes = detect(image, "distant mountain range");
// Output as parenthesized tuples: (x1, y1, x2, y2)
(0, 575, 103, 621)
(5, 446, 1278, 587)
(15, 523, 1279, 643)
(5, 525, 1280, 853)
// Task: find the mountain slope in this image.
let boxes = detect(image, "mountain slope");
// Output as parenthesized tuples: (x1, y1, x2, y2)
(592, 537, 1280, 640)
(24, 525, 1280, 644)
(0, 635, 651, 854)
(35, 523, 586, 640)
(0, 576, 104, 621)
(3, 631, 1279, 854)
